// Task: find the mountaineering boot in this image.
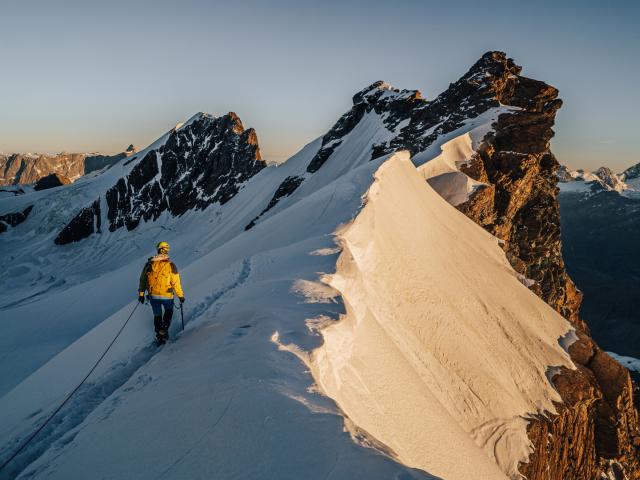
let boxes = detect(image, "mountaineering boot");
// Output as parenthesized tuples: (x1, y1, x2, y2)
(154, 315, 164, 344)
(157, 329, 168, 345)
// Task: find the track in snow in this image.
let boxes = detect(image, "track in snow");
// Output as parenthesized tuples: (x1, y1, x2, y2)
(1, 343, 160, 480)
(1, 257, 254, 479)
(185, 258, 252, 325)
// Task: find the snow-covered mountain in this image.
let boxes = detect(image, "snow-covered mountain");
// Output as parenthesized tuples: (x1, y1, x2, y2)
(0, 145, 136, 187)
(1, 52, 639, 480)
(557, 163, 640, 197)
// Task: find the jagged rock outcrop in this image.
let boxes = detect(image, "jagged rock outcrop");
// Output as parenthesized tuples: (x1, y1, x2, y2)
(33, 173, 72, 191)
(0, 205, 33, 234)
(0, 147, 134, 187)
(54, 199, 101, 245)
(448, 53, 640, 480)
(55, 113, 264, 244)
(285, 50, 640, 480)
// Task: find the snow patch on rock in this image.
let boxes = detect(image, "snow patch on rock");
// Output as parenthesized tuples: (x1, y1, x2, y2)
(607, 352, 640, 373)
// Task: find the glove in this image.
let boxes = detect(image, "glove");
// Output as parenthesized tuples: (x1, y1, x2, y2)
(178, 296, 185, 304)
(138, 294, 145, 304)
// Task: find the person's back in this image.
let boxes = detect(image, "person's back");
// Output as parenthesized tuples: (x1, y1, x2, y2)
(138, 241, 185, 344)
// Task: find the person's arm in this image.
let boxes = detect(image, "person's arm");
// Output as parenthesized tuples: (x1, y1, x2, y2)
(170, 262, 185, 301)
(138, 263, 149, 301)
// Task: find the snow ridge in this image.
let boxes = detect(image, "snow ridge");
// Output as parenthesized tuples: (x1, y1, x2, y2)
(305, 152, 575, 479)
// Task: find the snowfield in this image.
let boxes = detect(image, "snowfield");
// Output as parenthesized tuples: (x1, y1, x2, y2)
(1, 107, 576, 480)
(607, 352, 640, 373)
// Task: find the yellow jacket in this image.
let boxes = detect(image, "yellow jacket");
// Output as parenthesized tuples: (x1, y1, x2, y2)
(138, 254, 184, 299)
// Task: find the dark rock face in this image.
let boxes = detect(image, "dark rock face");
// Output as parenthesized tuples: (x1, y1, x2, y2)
(33, 173, 72, 191)
(0, 205, 33, 234)
(54, 199, 101, 244)
(458, 101, 581, 326)
(56, 113, 265, 244)
(245, 175, 304, 230)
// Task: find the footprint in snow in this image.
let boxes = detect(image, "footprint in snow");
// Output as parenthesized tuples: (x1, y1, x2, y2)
(225, 324, 252, 345)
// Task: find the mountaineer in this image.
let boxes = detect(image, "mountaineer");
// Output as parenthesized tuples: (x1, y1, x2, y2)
(138, 241, 185, 344)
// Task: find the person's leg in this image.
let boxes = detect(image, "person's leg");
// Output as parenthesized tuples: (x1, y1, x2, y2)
(149, 299, 163, 335)
(161, 299, 174, 332)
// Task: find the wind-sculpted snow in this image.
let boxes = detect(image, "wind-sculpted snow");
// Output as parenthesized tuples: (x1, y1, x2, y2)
(296, 153, 575, 479)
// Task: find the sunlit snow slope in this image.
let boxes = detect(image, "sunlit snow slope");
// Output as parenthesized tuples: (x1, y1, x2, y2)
(301, 152, 574, 479)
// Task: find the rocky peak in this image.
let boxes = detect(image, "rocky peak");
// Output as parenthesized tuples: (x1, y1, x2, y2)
(594, 166, 627, 191)
(377, 52, 559, 161)
(306, 51, 552, 175)
(55, 112, 264, 245)
(556, 165, 574, 182)
(622, 161, 640, 180)
(351, 81, 422, 107)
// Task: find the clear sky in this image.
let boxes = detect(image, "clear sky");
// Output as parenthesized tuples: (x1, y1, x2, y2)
(1, 0, 638, 171)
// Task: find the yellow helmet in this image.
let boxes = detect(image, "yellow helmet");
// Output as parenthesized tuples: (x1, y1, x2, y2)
(156, 241, 170, 253)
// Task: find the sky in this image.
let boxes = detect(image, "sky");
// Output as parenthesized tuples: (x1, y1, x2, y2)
(0, 0, 638, 171)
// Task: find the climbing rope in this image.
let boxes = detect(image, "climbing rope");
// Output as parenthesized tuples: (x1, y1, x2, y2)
(0, 301, 141, 473)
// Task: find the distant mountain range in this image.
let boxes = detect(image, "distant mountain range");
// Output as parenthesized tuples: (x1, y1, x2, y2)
(558, 162, 640, 196)
(0, 145, 136, 187)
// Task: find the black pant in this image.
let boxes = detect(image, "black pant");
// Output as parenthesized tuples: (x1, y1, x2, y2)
(153, 309, 173, 333)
